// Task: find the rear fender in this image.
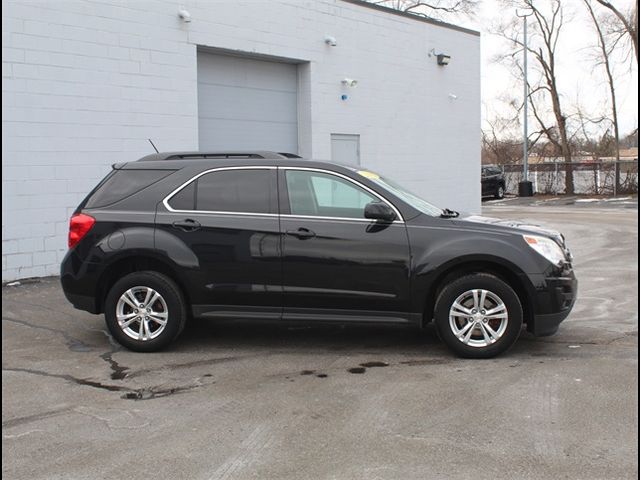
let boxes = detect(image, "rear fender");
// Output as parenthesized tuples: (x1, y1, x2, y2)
(94, 227, 199, 269)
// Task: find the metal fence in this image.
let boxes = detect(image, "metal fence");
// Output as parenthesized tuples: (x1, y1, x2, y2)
(498, 161, 638, 195)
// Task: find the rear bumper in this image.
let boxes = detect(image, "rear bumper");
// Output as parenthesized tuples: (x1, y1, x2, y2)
(527, 270, 578, 336)
(60, 249, 101, 314)
(63, 291, 99, 314)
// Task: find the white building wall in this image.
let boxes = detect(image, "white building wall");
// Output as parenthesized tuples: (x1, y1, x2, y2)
(2, 0, 480, 281)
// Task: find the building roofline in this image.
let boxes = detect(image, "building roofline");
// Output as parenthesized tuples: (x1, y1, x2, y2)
(340, 0, 480, 37)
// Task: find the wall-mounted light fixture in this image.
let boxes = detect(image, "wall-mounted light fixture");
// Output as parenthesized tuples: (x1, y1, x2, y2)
(429, 48, 451, 66)
(178, 8, 192, 22)
(341, 78, 358, 87)
(437, 54, 451, 66)
(324, 35, 337, 46)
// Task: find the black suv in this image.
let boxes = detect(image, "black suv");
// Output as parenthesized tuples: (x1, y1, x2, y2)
(482, 165, 506, 199)
(61, 151, 577, 358)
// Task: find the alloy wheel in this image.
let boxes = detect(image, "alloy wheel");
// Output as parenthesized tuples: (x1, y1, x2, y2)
(116, 286, 169, 341)
(449, 289, 509, 348)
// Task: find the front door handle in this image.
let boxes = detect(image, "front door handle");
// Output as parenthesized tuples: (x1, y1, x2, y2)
(172, 219, 201, 232)
(286, 228, 316, 239)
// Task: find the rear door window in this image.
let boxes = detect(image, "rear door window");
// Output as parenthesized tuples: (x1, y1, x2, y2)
(168, 169, 274, 214)
(167, 181, 196, 210)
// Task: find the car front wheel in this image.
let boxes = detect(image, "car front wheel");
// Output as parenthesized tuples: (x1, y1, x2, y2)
(104, 271, 186, 352)
(434, 273, 523, 358)
(495, 185, 505, 199)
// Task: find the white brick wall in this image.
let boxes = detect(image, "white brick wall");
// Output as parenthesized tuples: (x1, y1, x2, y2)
(2, 0, 480, 282)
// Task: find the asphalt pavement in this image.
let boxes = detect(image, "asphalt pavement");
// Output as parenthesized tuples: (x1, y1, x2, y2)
(2, 203, 638, 480)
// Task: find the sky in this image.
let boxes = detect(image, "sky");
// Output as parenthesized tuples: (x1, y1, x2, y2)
(456, 0, 638, 138)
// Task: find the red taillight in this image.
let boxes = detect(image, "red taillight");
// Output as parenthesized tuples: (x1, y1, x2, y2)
(68, 213, 95, 249)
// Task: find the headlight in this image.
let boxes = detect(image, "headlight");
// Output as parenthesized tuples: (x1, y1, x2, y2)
(523, 234, 566, 266)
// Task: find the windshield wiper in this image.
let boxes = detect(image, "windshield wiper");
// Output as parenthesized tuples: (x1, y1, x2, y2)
(440, 208, 459, 218)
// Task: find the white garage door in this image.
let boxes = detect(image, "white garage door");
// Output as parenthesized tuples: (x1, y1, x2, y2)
(197, 52, 298, 153)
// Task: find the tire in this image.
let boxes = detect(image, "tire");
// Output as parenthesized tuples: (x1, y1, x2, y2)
(495, 185, 505, 199)
(104, 271, 187, 352)
(434, 273, 522, 358)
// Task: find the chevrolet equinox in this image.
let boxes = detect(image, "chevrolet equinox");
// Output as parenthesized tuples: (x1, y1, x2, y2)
(61, 151, 577, 358)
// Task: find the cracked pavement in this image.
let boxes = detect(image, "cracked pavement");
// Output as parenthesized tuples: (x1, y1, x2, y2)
(2, 205, 638, 480)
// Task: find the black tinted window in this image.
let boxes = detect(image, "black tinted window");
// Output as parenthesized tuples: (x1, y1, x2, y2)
(85, 169, 171, 208)
(196, 169, 272, 213)
(168, 181, 196, 210)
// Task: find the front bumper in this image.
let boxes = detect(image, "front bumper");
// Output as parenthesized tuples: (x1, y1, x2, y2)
(526, 269, 578, 336)
(531, 309, 573, 336)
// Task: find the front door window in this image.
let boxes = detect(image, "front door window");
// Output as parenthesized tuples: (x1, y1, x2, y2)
(285, 170, 377, 219)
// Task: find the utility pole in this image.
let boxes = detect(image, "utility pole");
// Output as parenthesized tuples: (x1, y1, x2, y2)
(517, 9, 534, 197)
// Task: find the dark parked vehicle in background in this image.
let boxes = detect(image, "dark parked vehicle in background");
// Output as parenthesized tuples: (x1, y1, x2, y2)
(61, 151, 577, 358)
(482, 165, 506, 199)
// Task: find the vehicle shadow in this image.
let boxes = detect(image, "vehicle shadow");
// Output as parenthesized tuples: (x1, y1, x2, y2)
(172, 319, 446, 356)
(170, 320, 593, 361)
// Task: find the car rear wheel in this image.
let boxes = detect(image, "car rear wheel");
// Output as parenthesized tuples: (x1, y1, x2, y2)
(104, 271, 186, 352)
(434, 273, 522, 358)
(495, 185, 505, 199)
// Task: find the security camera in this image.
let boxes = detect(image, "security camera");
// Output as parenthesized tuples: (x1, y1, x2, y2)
(178, 8, 191, 22)
(324, 35, 337, 46)
(341, 78, 358, 88)
(448, 93, 458, 100)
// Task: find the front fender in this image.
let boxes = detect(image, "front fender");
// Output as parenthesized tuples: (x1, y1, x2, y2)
(407, 226, 543, 315)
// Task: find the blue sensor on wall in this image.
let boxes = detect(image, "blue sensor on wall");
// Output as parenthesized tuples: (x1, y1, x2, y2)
(341, 94, 348, 101)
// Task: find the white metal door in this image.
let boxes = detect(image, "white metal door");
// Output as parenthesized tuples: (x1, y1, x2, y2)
(331, 134, 360, 166)
(197, 52, 298, 153)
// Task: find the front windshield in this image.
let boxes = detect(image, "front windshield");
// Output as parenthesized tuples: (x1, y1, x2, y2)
(356, 170, 444, 217)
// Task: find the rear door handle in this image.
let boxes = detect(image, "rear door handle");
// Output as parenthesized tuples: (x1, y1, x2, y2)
(286, 228, 316, 239)
(172, 219, 201, 232)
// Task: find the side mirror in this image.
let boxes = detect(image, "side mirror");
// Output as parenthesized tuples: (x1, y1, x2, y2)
(364, 202, 396, 222)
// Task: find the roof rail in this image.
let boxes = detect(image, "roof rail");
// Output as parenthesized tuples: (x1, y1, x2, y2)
(138, 151, 294, 161)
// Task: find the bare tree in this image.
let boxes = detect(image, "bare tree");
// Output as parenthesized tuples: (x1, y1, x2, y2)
(584, 0, 622, 192)
(482, 123, 522, 165)
(621, 128, 638, 147)
(482, 98, 547, 165)
(373, 0, 478, 19)
(595, 0, 638, 64)
(496, 0, 575, 193)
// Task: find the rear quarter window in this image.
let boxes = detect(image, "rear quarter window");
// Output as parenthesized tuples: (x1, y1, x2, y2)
(83, 169, 172, 209)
